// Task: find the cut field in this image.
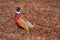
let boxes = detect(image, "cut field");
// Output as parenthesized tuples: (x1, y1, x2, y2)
(0, 0, 60, 40)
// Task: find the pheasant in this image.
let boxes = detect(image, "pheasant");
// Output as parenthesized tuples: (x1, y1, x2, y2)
(14, 7, 34, 30)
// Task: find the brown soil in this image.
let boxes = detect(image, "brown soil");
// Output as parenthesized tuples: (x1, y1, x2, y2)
(0, 0, 60, 40)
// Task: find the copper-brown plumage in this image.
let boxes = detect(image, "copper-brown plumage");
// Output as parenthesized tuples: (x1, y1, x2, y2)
(15, 7, 34, 30)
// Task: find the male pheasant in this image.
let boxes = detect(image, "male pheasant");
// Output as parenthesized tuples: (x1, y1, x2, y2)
(14, 7, 34, 30)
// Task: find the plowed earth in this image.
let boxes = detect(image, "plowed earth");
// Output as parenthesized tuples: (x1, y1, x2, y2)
(0, 0, 60, 40)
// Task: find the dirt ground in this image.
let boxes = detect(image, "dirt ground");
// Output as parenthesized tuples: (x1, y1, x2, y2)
(0, 0, 60, 40)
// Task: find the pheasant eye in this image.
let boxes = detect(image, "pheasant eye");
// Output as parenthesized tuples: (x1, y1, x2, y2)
(16, 9, 20, 12)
